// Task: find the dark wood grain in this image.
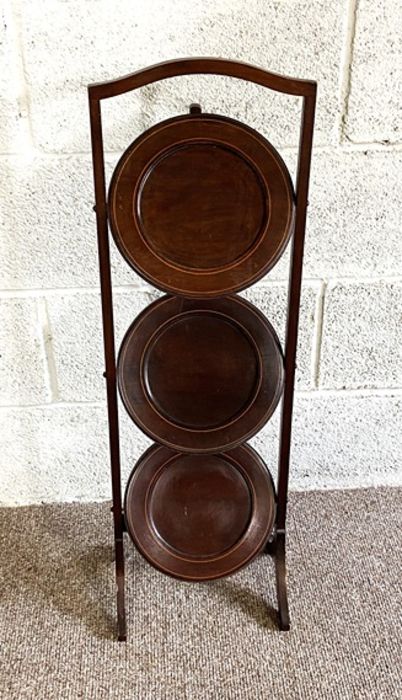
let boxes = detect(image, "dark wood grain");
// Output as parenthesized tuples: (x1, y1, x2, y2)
(88, 57, 316, 100)
(138, 142, 266, 270)
(88, 56, 317, 639)
(144, 312, 259, 429)
(124, 443, 276, 581)
(117, 294, 284, 453)
(108, 113, 294, 298)
(88, 95, 126, 642)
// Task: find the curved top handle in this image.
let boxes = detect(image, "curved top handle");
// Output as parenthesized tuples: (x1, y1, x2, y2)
(88, 57, 316, 100)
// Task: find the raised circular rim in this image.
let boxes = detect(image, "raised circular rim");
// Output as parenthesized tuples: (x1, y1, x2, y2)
(141, 309, 262, 431)
(108, 113, 295, 298)
(124, 443, 276, 581)
(135, 141, 269, 272)
(117, 294, 284, 453)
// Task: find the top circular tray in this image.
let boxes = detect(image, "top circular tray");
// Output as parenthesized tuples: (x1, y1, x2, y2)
(108, 113, 294, 297)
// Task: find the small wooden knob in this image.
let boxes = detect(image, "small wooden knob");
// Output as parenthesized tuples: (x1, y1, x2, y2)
(189, 103, 202, 114)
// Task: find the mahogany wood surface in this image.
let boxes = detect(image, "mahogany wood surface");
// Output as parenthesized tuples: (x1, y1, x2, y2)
(108, 113, 294, 298)
(88, 96, 127, 641)
(124, 443, 276, 581)
(88, 56, 317, 639)
(88, 57, 316, 100)
(117, 294, 284, 452)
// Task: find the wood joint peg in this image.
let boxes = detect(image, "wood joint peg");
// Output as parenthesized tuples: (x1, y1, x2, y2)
(189, 103, 202, 115)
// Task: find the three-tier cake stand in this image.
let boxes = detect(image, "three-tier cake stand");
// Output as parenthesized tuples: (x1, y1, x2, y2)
(88, 58, 316, 641)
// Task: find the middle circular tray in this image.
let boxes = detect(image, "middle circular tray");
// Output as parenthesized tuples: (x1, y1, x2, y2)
(118, 294, 284, 453)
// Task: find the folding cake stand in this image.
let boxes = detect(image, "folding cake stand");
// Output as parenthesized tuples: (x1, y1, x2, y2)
(88, 58, 316, 641)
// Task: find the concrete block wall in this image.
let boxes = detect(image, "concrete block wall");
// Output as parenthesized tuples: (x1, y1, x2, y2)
(1, 0, 401, 505)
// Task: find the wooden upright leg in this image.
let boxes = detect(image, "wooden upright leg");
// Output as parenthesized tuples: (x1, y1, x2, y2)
(89, 96, 127, 641)
(265, 527, 290, 631)
(115, 536, 126, 641)
(274, 531, 290, 631)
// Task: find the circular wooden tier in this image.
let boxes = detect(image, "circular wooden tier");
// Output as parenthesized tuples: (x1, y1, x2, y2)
(118, 294, 284, 453)
(124, 443, 276, 581)
(108, 113, 294, 298)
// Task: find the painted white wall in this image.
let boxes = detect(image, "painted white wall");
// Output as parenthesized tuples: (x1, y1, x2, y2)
(0, 0, 401, 505)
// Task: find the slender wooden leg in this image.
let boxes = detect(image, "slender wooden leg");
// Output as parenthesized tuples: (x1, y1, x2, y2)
(264, 527, 290, 630)
(274, 531, 290, 631)
(272, 95, 316, 634)
(89, 96, 127, 641)
(115, 536, 126, 641)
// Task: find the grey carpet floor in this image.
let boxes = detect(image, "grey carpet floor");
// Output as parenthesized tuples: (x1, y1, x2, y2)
(0, 487, 401, 700)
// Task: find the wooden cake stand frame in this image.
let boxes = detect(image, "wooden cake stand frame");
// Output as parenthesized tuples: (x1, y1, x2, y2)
(88, 58, 316, 642)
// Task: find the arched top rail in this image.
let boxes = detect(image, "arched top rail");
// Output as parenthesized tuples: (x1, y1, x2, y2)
(88, 57, 317, 101)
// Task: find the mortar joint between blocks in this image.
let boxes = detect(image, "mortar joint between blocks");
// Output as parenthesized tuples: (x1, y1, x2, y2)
(6, 0, 35, 151)
(338, 0, 359, 144)
(311, 281, 327, 389)
(37, 298, 60, 403)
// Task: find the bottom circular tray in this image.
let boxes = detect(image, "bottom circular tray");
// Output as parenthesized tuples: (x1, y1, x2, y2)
(124, 443, 276, 581)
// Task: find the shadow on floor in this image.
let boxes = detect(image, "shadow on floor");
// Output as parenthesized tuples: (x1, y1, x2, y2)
(1, 502, 116, 640)
(211, 577, 278, 630)
(1, 502, 281, 640)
